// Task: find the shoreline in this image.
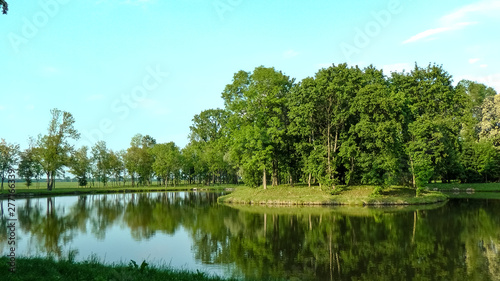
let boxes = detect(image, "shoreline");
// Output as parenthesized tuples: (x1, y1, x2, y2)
(0, 185, 236, 199)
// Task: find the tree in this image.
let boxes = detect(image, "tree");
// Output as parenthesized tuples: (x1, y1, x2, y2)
(125, 134, 156, 186)
(222, 66, 294, 188)
(91, 141, 111, 186)
(69, 146, 91, 187)
(108, 150, 125, 186)
(188, 109, 233, 185)
(151, 142, 181, 187)
(288, 64, 364, 188)
(0, 0, 7, 14)
(36, 109, 80, 190)
(349, 66, 404, 187)
(391, 64, 465, 187)
(18, 146, 39, 188)
(478, 94, 500, 147)
(0, 139, 19, 191)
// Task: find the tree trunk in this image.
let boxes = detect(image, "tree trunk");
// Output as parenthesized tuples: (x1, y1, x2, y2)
(46, 172, 53, 191)
(327, 123, 331, 178)
(272, 158, 278, 186)
(410, 157, 416, 188)
(263, 167, 267, 190)
(308, 173, 311, 188)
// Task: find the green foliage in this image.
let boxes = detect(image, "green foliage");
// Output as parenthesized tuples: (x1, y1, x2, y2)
(151, 142, 181, 187)
(0, 138, 19, 190)
(36, 109, 80, 190)
(222, 66, 294, 188)
(0, 0, 7, 14)
(69, 146, 91, 187)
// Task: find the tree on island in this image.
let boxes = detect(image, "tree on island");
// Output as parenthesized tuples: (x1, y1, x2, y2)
(35, 109, 80, 191)
(0, 138, 19, 191)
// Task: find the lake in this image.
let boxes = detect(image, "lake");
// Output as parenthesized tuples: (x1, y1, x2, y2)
(1, 192, 500, 280)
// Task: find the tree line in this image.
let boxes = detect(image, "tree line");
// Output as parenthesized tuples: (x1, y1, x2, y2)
(1, 63, 498, 191)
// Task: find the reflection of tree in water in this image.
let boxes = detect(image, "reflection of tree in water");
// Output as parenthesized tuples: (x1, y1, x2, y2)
(186, 201, 500, 281)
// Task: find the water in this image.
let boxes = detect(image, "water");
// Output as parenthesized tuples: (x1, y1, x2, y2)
(1, 192, 500, 280)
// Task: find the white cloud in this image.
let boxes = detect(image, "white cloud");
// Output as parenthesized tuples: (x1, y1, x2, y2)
(283, 49, 299, 59)
(469, 58, 480, 64)
(441, 0, 500, 23)
(402, 22, 476, 44)
(382, 63, 412, 74)
(480, 64, 488, 68)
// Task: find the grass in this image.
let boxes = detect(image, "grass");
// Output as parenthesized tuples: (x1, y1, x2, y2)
(0, 181, 239, 198)
(217, 185, 448, 206)
(0, 256, 246, 281)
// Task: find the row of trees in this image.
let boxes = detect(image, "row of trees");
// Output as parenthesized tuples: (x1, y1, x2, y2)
(1, 63, 498, 191)
(211, 63, 499, 189)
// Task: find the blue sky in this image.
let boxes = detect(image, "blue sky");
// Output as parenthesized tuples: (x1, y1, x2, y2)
(1, 0, 499, 152)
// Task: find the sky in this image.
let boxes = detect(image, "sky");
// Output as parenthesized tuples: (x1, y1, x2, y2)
(1, 0, 499, 152)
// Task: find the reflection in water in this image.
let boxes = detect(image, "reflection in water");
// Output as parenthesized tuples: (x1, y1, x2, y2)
(1, 193, 500, 280)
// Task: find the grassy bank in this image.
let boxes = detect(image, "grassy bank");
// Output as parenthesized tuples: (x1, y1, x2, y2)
(0, 256, 243, 281)
(217, 185, 448, 206)
(0, 182, 238, 198)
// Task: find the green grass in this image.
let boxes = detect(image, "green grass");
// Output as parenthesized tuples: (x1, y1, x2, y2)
(426, 182, 500, 192)
(217, 185, 448, 206)
(0, 182, 239, 198)
(0, 256, 247, 281)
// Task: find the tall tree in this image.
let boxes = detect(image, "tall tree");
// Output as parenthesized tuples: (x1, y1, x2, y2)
(0, 139, 19, 191)
(349, 66, 404, 186)
(18, 145, 40, 188)
(69, 146, 91, 187)
(288, 64, 363, 188)
(125, 134, 156, 186)
(189, 109, 232, 185)
(36, 109, 80, 190)
(108, 150, 125, 186)
(478, 94, 500, 147)
(151, 142, 181, 187)
(222, 66, 294, 188)
(91, 141, 111, 186)
(391, 64, 465, 187)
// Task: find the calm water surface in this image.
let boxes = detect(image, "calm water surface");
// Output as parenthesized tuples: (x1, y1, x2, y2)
(1, 192, 500, 280)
